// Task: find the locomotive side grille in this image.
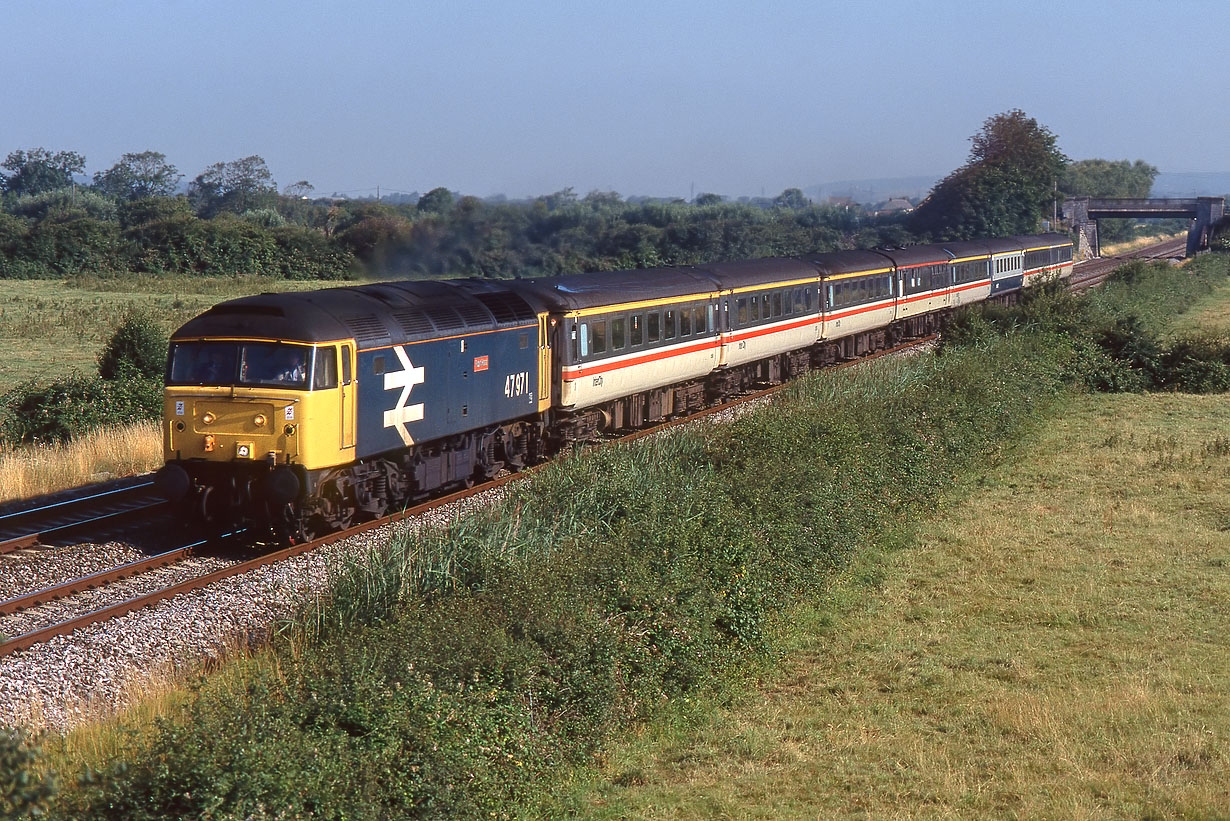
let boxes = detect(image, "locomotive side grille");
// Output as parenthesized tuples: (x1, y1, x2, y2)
(344, 315, 390, 345)
(472, 291, 537, 324)
(392, 308, 436, 337)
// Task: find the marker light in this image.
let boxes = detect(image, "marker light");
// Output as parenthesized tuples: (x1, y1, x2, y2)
(237, 443, 252, 459)
(202, 412, 216, 425)
(253, 414, 267, 427)
(203, 434, 216, 452)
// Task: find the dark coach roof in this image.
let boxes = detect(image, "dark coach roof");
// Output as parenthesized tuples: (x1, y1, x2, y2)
(939, 240, 994, 259)
(692, 258, 821, 289)
(519, 267, 718, 312)
(799, 249, 895, 276)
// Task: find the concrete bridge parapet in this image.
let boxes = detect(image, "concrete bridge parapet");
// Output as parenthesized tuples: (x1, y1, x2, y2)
(1061, 196, 1225, 257)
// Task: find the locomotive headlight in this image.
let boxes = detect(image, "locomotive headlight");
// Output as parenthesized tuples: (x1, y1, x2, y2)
(253, 414, 267, 427)
(236, 443, 253, 459)
(201, 412, 216, 425)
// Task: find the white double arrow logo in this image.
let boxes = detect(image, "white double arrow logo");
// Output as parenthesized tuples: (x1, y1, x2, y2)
(383, 346, 425, 445)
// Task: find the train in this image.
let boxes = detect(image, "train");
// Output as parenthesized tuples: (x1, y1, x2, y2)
(154, 233, 1074, 542)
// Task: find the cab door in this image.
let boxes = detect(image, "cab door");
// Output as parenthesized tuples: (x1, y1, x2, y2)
(341, 343, 356, 449)
(537, 314, 553, 412)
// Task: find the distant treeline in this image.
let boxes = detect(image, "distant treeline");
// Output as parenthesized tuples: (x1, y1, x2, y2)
(0, 148, 918, 281)
(0, 124, 1196, 281)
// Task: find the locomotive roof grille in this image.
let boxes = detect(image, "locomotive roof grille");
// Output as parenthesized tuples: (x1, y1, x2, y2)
(472, 291, 537, 324)
(392, 308, 435, 337)
(344, 315, 390, 345)
(423, 305, 466, 333)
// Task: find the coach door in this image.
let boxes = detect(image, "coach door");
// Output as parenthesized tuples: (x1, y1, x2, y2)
(340, 344, 355, 449)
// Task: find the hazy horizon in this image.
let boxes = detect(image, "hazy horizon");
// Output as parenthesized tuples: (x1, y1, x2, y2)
(3, 0, 1227, 202)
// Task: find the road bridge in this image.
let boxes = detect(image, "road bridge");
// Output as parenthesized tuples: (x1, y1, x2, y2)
(1062, 197, 1225, 258)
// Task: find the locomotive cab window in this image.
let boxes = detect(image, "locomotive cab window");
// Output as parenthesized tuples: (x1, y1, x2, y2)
(313, 346, 339, 389)
(167, 341, 310, 390)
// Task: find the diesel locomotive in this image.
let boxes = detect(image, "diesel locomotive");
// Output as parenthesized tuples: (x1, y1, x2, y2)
(154, 233, 1073, 541)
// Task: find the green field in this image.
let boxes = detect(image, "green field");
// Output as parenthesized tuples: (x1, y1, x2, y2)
(0, 276, 347, 391)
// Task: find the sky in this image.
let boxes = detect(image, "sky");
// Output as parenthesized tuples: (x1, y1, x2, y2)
(2, 0, 1225, 201)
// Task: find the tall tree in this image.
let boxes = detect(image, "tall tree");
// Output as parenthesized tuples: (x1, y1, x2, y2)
(912, 110, 1067, 240)
(1060, 159, 1158, 199)
(1, 148, 86, 197)
(93, 151, 183, 201)
(188, 155, 277, 217)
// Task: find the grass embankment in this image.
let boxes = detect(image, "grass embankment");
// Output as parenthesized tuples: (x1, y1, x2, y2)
(574, 393, 1230, 817)
(7, 253, 1228, 818)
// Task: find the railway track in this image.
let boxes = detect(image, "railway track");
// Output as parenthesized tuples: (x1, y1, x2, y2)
(0, 333, 937, 659)
(0, 236, 1189, 659)
(0, 478, 167, 555)
(1069, 235, 1187, 291)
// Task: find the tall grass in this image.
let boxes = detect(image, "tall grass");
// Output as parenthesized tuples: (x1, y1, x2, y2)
(0, 420, 162, 504)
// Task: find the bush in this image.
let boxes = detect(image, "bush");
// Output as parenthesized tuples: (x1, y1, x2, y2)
(0, 374, 162, 445)
(1, 727, 58, 818)
(98, 311, 168, 381)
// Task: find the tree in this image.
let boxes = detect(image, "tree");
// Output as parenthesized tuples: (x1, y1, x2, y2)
(911, 110, 1067, 240)
(774, 188, 809, 209)
(92, 151, 182, 201)
(416, 186, 455, 214)
(1060, 159, 1158, 199)
(283, 180, 315, 198)
(0, 148, 86, 197)
(694, 192, 724, 206)
(188, 155, 278, 217)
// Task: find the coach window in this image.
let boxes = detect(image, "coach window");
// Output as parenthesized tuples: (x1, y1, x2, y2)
(579, 322, 589, 357)
(761, 294, 770, 320)
(590, 320, 607, 355)
(693, 306, 706, 334)
(679, 307, 692, 336)
(647, 311, 660, 344)
(737, 298, 748, 325)
(664, 309, 677, 340)
(630, 314, 643, 347)
(772, 292, 782, 317)
(611, 317, 626, 351)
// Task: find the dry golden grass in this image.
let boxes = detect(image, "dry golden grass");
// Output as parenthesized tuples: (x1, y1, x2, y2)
(1099, 232, 1186, 256)
(579, 393, 1230, 818)
(0, 420, 162, 504)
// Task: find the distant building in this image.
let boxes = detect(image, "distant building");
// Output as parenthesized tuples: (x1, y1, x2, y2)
(871, 197, 915, 217)
(826, 196, 857, 208)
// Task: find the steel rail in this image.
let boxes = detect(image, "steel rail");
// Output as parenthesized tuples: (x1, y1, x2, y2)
(0, 545, 199, 616)
(0, 496, 169, 555)
(0, 478, 155, 525)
